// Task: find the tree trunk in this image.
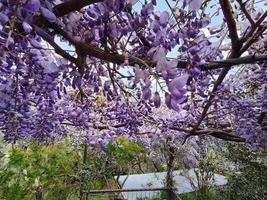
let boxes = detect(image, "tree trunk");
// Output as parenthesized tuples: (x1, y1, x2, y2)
(166, 142, 176, 200)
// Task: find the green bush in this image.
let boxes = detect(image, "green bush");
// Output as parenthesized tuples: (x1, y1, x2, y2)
(0, 141, 81, 200)
(0, 137, 147, 200)
(180, 189, 228, 200)
(226, 144, 267, 200)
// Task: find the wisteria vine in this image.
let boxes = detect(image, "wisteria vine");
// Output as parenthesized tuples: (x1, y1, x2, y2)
(0, 0, 266, 155)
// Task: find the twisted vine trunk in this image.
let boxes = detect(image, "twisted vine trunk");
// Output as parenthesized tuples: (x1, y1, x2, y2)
(166, 143, 176, 200)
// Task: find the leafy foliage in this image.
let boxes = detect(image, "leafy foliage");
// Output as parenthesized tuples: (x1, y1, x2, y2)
(226, 144, 267, 200)
(0, 141, 81, 200)
(0, 138, 148, 199)
(179, 189, 227, 200)
(81, 137, 147, 190)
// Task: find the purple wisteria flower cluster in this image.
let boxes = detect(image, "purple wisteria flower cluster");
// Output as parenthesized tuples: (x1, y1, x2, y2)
(0, 0, 266, 153)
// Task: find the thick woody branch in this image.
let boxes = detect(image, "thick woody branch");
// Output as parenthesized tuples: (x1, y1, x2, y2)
(32, 25, 76, 63)
(201, 54, 267, 69)
(219, 0, 241, 53)
(43, 21, 267, 70)
(209, 132, 245, 142)
(182, 128, 245, 144)
(46, 22, 150, 67)
(53, 0, 102, 17)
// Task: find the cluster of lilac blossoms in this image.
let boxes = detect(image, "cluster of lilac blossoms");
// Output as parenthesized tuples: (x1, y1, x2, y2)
(0, 0, 266, 154)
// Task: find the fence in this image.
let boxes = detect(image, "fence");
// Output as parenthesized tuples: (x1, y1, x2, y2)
(82, 187, 180, 200)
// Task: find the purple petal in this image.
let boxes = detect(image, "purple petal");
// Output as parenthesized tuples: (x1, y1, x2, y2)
(169, 88, 183, 99)
(168, 74, 189, 91)
(22, 22, 32, 33)
(25, 0, 41, 12)
(170, 98, 181, 112)
(162, 70, 169, 80)
(43, 63, 59, 74)
(189, 0, 202, 11)
(40, 7, 57, 22)
(141, 2, 154, 15)
(0, 13, 9, 24)
(165, 92, 172, 109)
(153, 92, 161, 108)
(143, 88, 152, 100)
(156, 58, 168, 73)
(97, 3, 107, 13)
(151, 20, 161, 33)
(6, 37, 14, 46)
(153, 47, 166, 62)
(177, 96, 188, 104)
(135, 68, 146, 83)
(159, 11, 169, 25)
(29, 38, 42, 48)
